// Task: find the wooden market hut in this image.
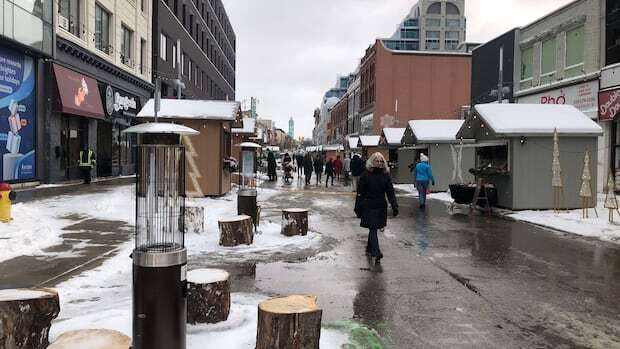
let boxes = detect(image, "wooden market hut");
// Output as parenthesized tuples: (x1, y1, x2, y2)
(380, 128, 407, 182)
(137, 99, 241, 197)
(456, 104, 602, 210)
(402, 120, 475, 191)
(323, 144, 344, 162)
(357, 136, 387, 160)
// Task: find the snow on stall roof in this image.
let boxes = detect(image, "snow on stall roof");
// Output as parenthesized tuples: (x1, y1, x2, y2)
(187, 269, 229, 284)
(382, 128, 405, 145)
(323, 144, 344, 151)
(358, 135, 381, 147)
(236, 142, 262, 149)
(137, 99, 239, 120)
(121, 122, 199, 135)
(348, 137, 360, 149)
(474, 104, 603, 136)
(232, 118, 256, 134)
(408, 120, 465, 143)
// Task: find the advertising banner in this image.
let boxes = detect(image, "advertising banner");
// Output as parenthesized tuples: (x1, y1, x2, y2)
(518, 80, 599, 119)
(53, 64, 104, 119)
(0, 45, 36, 181)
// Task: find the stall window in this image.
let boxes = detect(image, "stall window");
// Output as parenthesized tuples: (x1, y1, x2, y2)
(476, 145, 509, 172)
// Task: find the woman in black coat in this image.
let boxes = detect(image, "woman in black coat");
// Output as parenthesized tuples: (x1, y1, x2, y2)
(355, 152, 399, 264)
(303, 153, 314, 185)
(267, 151, 277, 181)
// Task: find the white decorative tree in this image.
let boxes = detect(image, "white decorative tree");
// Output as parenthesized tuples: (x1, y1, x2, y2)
(579, 151, 597, 218)
(605, 170, 619, 223)
(551, 129, 563, 212)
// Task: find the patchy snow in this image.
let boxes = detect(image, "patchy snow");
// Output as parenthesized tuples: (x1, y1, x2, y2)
(138, 99, 239, 121)
(187, 269, 229, 284)
(394, 184, 417, 195)
(358, 136, 380, 147)
(348, 137, 359, 150)
(0, 185, 135, 263)
(509, 194, 620, 243)
(407, 120, 465, 143)
(474, 104, 603, 136)
(0, 289, 54, 301)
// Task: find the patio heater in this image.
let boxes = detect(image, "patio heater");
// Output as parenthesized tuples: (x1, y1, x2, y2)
(123, 122, 199, 349)
(237, 142, 262, 229)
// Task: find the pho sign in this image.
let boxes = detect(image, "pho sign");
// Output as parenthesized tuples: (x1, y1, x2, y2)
(518, 80, 599, 119)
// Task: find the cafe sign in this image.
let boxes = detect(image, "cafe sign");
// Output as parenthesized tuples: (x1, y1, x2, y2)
(599, 88, 620, 121)
(103, 84, 138, 117)
(518, 80, 599, 119)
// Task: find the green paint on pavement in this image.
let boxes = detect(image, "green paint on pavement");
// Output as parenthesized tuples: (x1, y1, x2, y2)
(324, 320, 386, 349)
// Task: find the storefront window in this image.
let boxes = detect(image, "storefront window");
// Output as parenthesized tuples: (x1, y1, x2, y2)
(520, 46, 534, 89)
(540, 38, 556, 85)
(565, 26, 584, 78)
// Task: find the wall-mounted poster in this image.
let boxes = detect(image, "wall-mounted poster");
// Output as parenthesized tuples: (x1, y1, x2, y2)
(0, 45, 36, 181)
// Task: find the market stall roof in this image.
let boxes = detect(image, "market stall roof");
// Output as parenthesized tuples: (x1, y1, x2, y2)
(323, 144, 344, 151)
(265, 146, 280, 152)
(458, 104, 603, 138)
(232, 118, 256, 134)
(236, 142, 262, 149)
(348, 137, 360, 149)
(137, 99, 239, 121)
(358, 136, 381, 147)
(381, 128, 406, 146)
(404, 120, 466, 144)
(121, 122, 200, 135)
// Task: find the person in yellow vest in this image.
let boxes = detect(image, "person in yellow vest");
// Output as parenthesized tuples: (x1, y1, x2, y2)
(78, 144, 96, 184)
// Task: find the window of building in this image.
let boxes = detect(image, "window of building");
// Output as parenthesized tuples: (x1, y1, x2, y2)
(446, 3, 460, 15)
(427, 2, 441, 15)
(400, 29, 419, 39)
(426, 40, 440, 50)
(565, 26, 585, 78)
(540, 38, 556, 84)
(58, 0, 80, 37)
(195, 67, 199, 85)
(140, 38, 146, 74)
(181, 53, 185, 74)
(140, 0, 146, 12)
(172, 43, 177, 68)
(445, 31, 459, 40)
(121, 25, 133, 66)
(520, 46, 534, 89)
(445, 40, 459, 50)
(446, 19, 460, 28)
(182, 4, 186, 26)
(94, 4, 110, 54)
(188, 59, 192, 80)
(426, 18, 441, 27)
(173, 0, 178, 15)
(160, 33, 167, 61)
(403, 18, 418, 27)
(189, 14, 194, 35)
(426, 31, 440, 39)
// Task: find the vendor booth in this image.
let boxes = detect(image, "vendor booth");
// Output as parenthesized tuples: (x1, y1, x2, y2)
(380, 128, 407, 183)
(358, 136, 387, 160)
(402, 120, 475, 191)
(457, 104, 603, 210)
(323, 144, 344, 161)
(137, 99, 241, 197)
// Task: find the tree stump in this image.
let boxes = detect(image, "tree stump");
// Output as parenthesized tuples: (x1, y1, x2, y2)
(48, 329, 131, 349)
(281, 209, 309, 236)
(256, 295, 322, 349)
(187, 269, 231, 324)
(0, 288, 60, 349)
(219, 215, 254, 246)
(185, 205, 205, 234)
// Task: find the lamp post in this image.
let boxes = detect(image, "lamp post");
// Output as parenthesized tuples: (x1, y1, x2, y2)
(122, 122, 199, 349)
(237, 142, 261, 230)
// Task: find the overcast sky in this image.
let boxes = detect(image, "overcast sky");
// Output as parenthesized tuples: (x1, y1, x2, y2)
(224, 0, 573, 139)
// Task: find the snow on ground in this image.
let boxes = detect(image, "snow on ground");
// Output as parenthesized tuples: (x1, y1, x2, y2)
(510, 194, 620, 243)
(0, 185, 135, 263)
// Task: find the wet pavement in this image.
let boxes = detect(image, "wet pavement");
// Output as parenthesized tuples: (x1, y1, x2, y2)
(2, 173, 620, 348)
(220, 174, 620, 348)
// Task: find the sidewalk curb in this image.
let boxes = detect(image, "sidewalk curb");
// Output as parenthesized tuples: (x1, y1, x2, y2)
(14, 176, 135, 203)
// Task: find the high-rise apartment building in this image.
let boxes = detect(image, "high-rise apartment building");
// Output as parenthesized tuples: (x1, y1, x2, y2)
(383, 0, 466, 52)
(154, 0, 236, 101)
(288, 117, 295, 138)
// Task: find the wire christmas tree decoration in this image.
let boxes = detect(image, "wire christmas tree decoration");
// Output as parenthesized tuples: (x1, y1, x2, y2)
(552, 129, 564, 213)
(604, 170, 619, 223)
(579, 150, 597, 219)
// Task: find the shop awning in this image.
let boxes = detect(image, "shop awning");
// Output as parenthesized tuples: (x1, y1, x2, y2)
(381, 128, 406, 146)
(461, 104, 603, 137)
(53, 64, 105, 119)
(405, 120, 467, 144)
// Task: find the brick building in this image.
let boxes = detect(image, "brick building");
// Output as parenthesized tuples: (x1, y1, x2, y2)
(358, 40, 472, 135)
(328, 96, 349, 144)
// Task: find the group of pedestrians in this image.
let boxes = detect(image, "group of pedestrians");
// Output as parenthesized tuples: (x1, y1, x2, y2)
(294, 153, 356, 188)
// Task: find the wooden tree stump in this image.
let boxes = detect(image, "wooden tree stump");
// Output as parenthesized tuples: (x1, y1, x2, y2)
(0, 288, 60, 349)
(219, 215, 254, 246)
(187, 269, 231, 324)
(281, 209, 309, 236)
(256, 295, 322, 349)
(185, 205, 205, 234)
(48, 329, 131, 349)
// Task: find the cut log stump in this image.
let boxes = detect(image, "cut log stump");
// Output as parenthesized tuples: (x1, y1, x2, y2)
(281, 208, 309, 236)
(187, 269, 231, 324)
(256, 295, 322, 349)
(185, 205, 205, 234)
(48, 329, 131, 349)
(0, 288, 60, 349)
(219, 215, 254, 246)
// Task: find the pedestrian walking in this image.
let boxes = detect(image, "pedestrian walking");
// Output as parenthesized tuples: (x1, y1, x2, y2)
(350, 154, 363, 192)
(78, 144, 96, 185)
(355, 152, 398, 265)
(325, 158, 335, 187)
(314, 155, 324, 185)
(267, 151, 277, 182)
(304, 153, 314, 185)
(296, 153, 305, 177)
(334, 156, 343, 180)
(343, 155, 351, 180)
(413, 153, 435, 209)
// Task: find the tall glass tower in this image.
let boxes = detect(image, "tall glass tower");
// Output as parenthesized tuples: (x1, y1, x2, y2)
(288, 117, 295, 138)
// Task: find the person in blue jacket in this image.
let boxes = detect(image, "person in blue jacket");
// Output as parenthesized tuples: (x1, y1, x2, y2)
(413, 153, 435, 209)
